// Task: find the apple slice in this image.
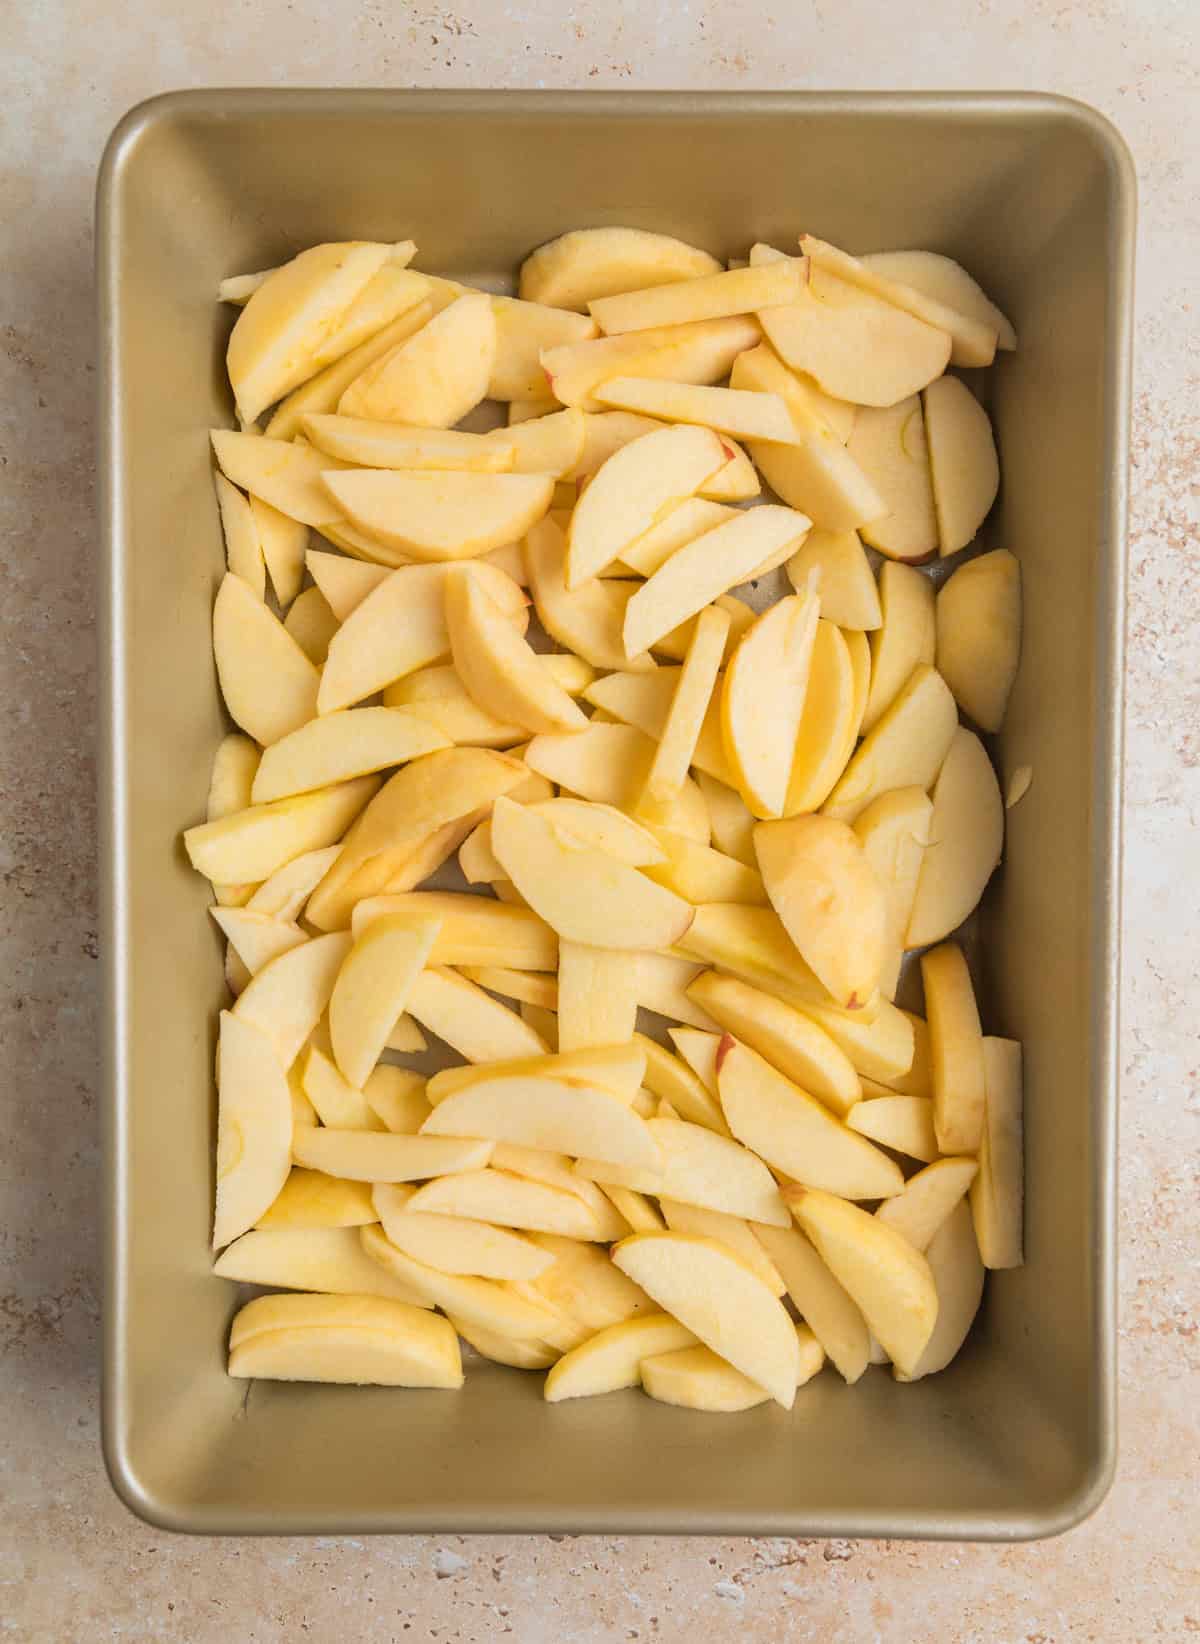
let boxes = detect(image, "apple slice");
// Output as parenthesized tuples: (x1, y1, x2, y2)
(630, 952, 718, 1031)
(293, 1128, 491, 1182)
(248, 494, 307, 608)
(422, 1069, 660, 1171)
(321, 469, 553, 564)
(598, 1184, 664, 1233)
(523, 724, 710, 844)
(403, 1169, 601, 1239)
(526, 1233, 655, 1329)
(453, 1318, 558, 1369)
(848, 395, 938, 563)
(227, 1292, 463, 1388)
(446, 565, 587, 736)
(668, 1027, 721, 1095)
(617, 498, 738, 578)
(879, 1011, 933, 1098)
(677, 903, 865, 1018)
(905, 728, 1004, 948)
(407, 966, 550, 1061)
(184, 776, 377, 888)
(362, 1066, 431, 1134)
(638, 605, 729, 822)
(483, 297, 598, 399)
(921, 942, 986, 1155)
(846, 1095, 939, 1163)
(923, 375, 1000, 555)
(700, 439, 761, 502)
(485, 407, 587, 476)
(643, 1117, 790, 1226)
(639, 1344, 771, 1412)
(206, 729, 260, 883)
(302, 1043, 385, 1130)
(257, 1168, 377, 1230)
(566, 423, 728, 587)
(283, 587, 338, 664)
(210, 908, 308, 978)
(542, 316, 761, 412)
(302, 413, 516, 472)
(232, 931, 352, 1068)
(595, 377, 801, 444)
(211, 431, 348, 528)
(212, 1012, 293, 1249)
(822, 663, 957, 825)
(784, 619, 857, 814)
(305, 550, 389, 619)
(428, 1045, 647, 1108)
(729, 339, 857, 442)
(305, 260, 432, 371)
(328, 911, 441, 1088)
(490, 797, 693, 950)
(787, 1186, 938, 1378)
(653, 591, 756, 662)
(935, 549, 1021, 732)
(214, 1225, 430, 1305)
(226, 240, 391, 421)
(686, 972, 860, 1116)
(726, 388, 884, 532)
(543, 1313, 698, 1401)
(876, 1156, 979, 1252)
(537, 798, 666, 865)
(556, 942, 640, 1052)
(590, 260, 801, 335)
(583, 669, 736, 788)
(524, 515, 655, 672)
(214, 472, 266, 599)
(265, 298, 438, 440)
(361, 1224, 562, 1340)
(795, 995, 913, 1085)
(635, 1033, 728, 1135)
(373, 1183, 554, 1280)
(250, 708, 449, 803)
(386, 667, 524, 751)
(643, 831, 768, 907)
(211, 572, 319, 746)
(624, 506, 812, 659)
(337, 291, 495, 425)
(785, 528, 881, 631)
(895, 1198, 985, 1381)
(246, 846, 340, 922)
(723, 592, 820, 820)
(520, 226, 721, 311)
(658, 1199, 785, 1296)
(717, 1038, 902, 1199)
(755, 815, 887, 1009)
(353, 892, 557, 971)
(852, 786, 933, 1001)
(570, 410, 666, 479)
(753, 1222, 870, 1384)
(386, 1015, 427, 1053)
(307, 747, 526, 929)
(612, 1232, 801, 1408)
(862, 250, 1016, 353)
(971, 1036, 1024, 1269)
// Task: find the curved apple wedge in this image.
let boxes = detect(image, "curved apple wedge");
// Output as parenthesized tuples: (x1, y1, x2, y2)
(923, 374, 1000, 556)
(184, 776, 378, 887)
(490, 796, 693, 951)
(212, 572, 320, 746)
(360, 1223, 561, 1340)
(936, 549, 1021, 733)
(639, 1345, 771, 1412)
(403, 1169, 601, 1239)
(421, 1067, 660, 1171)
(894, 1200, 985, 1381)
(338, 290, 494, 425)
(723, 592, 819, 820)
(232, 931, 352, 1069)
(251, 708, 450, 803)
(875, 1156, 979, 1252)
(328, 911, 442, 1089)
(543, 1313, 698, 1402)
(717, 1039, 902, 1200)
(292, 1129, 492, 1183)
(645, 1116, 790, 1226)
(322, 469, 554, 564)
(446, 565, 588, 736)
(213, 1225, 431, 1305)
(846, 1095, 939, 1163)
(524, 515, 655, 673)
(905, 727, 1004, 949)
(753, 1223, 870, 1384)
(520, 226, 721, 311)
(611, 1232, 801, 1408)
(227, 1292, 464, 1388)
(212, 1012, 294, 1250)
(822, 663, 958, 825)
(786, 1186, 939, 1378)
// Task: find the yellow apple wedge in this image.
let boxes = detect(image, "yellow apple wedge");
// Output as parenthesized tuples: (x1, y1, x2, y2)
(460, 964, 557, 1009)
(231, 931, 352, 1067)
(935, 549, 1021, 731)
(616, 497, 738, 577)
(728, 339, 857, 441)
(212, 1012, 293, 1249)
(583, 669, 737, 788)
(214, 1224, 430, 1305)
(445, 565, 588, 736)
(386, 1015, 427, 1054)
(787, 1186, 938, 1378)
(632, 952, 720, 1031)
(283, 586, 338, 664)
(317, 560, 527, 713)
(717, 1038, 901, 1199)
(302, 1043, 386, 1130)
(848, 395, 939, 562)
(667, 1027, 721, 1096)
(248, 493, 308, 608)
(611, 1232, 801, 1408)
(264, 298, 437, 440)
(520, 226, 721, 311)
(522, 723, 710, 843)
(785, 528, 881, 630)
(490, 797, 693, 951)
(876, 1156, 979, 1252)
(210, 908, 308, 978)
(905, 728, 1004, 948)
(895, 1198, 985, 1381)
(822, 663, 958, 824)
(784, 619, 858, 815)
(524, 515, 655, 672)
(386, 670, 525, 751)
(723, 591, 820, 820)
(304, 259, 431, 370)
(570, 410, 666, 479)
(657, 1199, 786, 1296)
(406, 966, 550, 1062)
(847, 1095, 939, 1163)
(597, 1183, 663, 1232)
(321, 469, 554, 564)
(590, 260, 802, 335)
(543, 1313, 698, 1401)
(247, 846, 341, 921)
(485, 407, 587, 476)
(686, 972, 861, 1116)
(338, 290, 495, 425)
(214, 471, 266, 598)
(851, 787, 934, 999)
(453, 1319, 558, 1370)
(421, 1068, 660, 1171)
(921, 942, 986, 1155)
(205, 729, 260, 890)
(302, 413, 516, 471)
(360, 1224, 562, 1340)
(226, 240, 392, 421)
(353, 891, 557, 971)
(634, 1033, 729, 1135)
(861, 250, 1016, 352)
(566, 423, 728, 587)
(373, 1183, 554, 1280)
(755, 815, 887, 1009)
(700, 439, 761, 502)
(256, 1168, 377, 1230)
(364, 1065, 431, 1133)
(211, 572, 319, 745)
(250, 708, 450, 803)
(293, 1128, 491, 1182)
(211, 431, 348, 528)
(863, 561, 937, 735)
(305, 550, 389, 619)
(537, 798, 666, 865)
(677, 902, 871, 1018)
(639, 1345, 771, 1412)
(556, 942, 639, 1051)
(542, 316, 760, 412)
(644, 1116, 790, 1225)
(327, 911, 441, 1088)
(227, 1292, 463, 1388)
(794, 995, 913, 1085)
(624, 506, 812, 659)
(753, 1222, 870, 1384)
(923, 375, 1000, 555)
(594, 377, 801, 443)
(971, 1036, 1024, 1269)
(638, 605, 729, 823)
(402, 1169, 601, 1239)
(642, 831, 768, 907)
(184, 776, 378, 887)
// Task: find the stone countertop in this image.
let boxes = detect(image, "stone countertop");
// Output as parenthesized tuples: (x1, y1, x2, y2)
(2, 4, 1197, 1640)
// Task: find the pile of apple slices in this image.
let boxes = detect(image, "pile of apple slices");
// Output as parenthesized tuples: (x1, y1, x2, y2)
(190, 224, 1025, 1410)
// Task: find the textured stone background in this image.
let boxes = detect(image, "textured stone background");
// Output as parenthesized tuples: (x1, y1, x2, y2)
(2, 4, 1198, 1639)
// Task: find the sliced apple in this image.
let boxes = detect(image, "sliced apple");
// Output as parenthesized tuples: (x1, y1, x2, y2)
(523, 723, 710, 844)
(306, 260, 432, 371)
(723, 592, 820, 820)
(211, 572, 319, 745)
(822, 662, 957, 824)
(658, 1198, 785, 1296)
(862, 250, 1016, 353)
(971, 1036, 1024, 1269)
(677, 903, 859, 1017)
(700, 439, 761, 502)
(214, 471, 266, 598)
(212, 1011, 293, 1249)
(686, 972, 860, 1117)
(375, 1181, 553, 1279)
(538, 798, 665, 865)
(361, 1224, 562, 1340)
(555, 941, 639, 1052)
(527, 1233, 655, 1329)
(785, 528, 880, 630)
(593, 377, 799, 444)
(543, 1313, 697, 1402)
(796, 995, 913, 1087)
(293, 1127, 491, 1182)
(920, 942, 986, 1155)
(302, 1043, 385, 1130)
(520, 226, 721, 311)
(445, 564, 587, 737)
(303, 413, 515, 472)
(729, 339, 857, 442)
(321, 469, 553, 565)
(364, 1065, 432, 1134)
(257, 1168, 378, 1230)
(227, 1292, 463, 1388)
(583, 669, 736, 788)
(624, 506, 811, 659)
(305, 549, 389, 619)
(210, 907, 308, 977)
(643, 830, 767, 907)
(784, 619, 857, 815)
(906, 728, 1004, 948)
(639, 1345, 770, 1412)
(353, 891, 557, 971)
(453, 1318, 557, 1370)
(598, 1183, 664, 1233)
(337, 290, 495, 425)
(524, 515, 655, 672)
(923, 375, 1000, 555)
(386, 671, 523, 751)
(753, 1222, 870, 1384)
(634, 1032, 729, 1135)
(486, 298, 598, 400)
(211, 430, 348, 528)
(542, 316, 760, 412)
(876, 1156, 979, 1252)
(231, 931, 352, 1068)
(247, 846, 342, 921)
(695, 772, 757, 866)
(611, 1232, 801, 1408)
(895, 1198, 985, 1382)
(246, 493, 307, 609)
(485, 406, 587, 476)
(617, 499, 738, 578)
(409, 965, 549, 1061)
(403, 1169, 600, 1239)
(652, 591, 757, 663)
(848, 395, 938, 562)
(668, 1027, 721, 1095)
(214, 1224, 430, 1306)
(327, 911, 441, 1088)
(265, 298, 438, 440)
(428, 1046, 646, 1108)
(643, 1116, 789, 1226)
(852, 784, 934, 1003)
(250, 708, 449, 804)
(787, 1186, 938, 1378)
(638, 605, 729, 822)
(422, 1069, 659, 1171)
(185, 776, 377, 889)
(935, 549, 1021, 732)
(846, 1095, 938, 1162)
(386, 1015, 427, 1053)
(590, 260, 801, 335)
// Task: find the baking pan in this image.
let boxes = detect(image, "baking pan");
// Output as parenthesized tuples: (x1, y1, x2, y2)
(97, 90, 1133, 1538)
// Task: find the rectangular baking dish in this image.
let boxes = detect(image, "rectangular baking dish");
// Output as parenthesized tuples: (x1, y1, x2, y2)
(98, 89, 1133, 1538)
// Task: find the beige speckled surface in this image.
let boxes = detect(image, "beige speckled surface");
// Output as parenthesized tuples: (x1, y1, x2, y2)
(2, 4, 1199, 1639)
